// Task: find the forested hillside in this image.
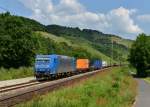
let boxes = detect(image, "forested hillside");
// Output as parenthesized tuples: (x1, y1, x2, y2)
(36, 32, 112, 62)
(0, 12, 38, 68)
(0, 12, 132, 68)
(46, 25, 132, 62)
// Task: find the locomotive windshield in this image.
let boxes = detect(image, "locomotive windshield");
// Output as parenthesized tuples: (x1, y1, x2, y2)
(36, 58, 50, 64)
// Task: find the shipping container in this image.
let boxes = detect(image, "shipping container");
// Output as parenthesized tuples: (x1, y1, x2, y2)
(76, 59, 89, 71)
(102, 61, 107, 67)
(92, 60, 102, 70)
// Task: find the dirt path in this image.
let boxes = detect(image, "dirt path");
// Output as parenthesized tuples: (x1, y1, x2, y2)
(135, 79, 150, 107)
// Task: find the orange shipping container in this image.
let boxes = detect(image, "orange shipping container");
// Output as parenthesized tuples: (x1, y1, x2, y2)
(76, 59, 89, 70)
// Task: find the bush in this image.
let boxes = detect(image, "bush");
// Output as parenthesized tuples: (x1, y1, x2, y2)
(0, 12, 38, 68)
(128, 33, 150, 77)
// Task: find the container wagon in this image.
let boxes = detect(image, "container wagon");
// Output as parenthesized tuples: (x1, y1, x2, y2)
(76, 59, 89, 72)
(102, 61, 107, 68)
(34, 54, 76, 80)
(92, 60, 102, 70)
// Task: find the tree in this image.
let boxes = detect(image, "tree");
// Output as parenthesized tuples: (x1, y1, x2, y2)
(128, 33, 150, 77)
(0, 13, 38, 68)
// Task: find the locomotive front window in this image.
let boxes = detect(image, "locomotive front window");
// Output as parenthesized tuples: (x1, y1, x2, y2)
(36, 58, 50, 63)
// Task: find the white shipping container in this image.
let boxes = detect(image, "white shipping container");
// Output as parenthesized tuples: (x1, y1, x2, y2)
(102, 61, 107, 67)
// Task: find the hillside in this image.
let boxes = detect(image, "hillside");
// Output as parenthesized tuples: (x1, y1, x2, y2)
(46, 25, 133, 62)
(111, 36, 133, 48)
(36, 32, 114, 63)
(0, 12, 133, 68)
(46, 25, 133, 46)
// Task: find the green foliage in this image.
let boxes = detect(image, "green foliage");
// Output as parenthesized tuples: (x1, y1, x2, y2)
(17, 67, 137, 107)
(37, 32, 113, 62)
(46, 25, 132, 62)
(0, 12, 38, 68)
(128, 33, 150, 77)
(0, 67, 33, 80)
(144, 77, 150, 83)
(35, 34, 92, 59)
(0, 12, 131, 69)
(0, 13, 95, 69)
(18, 16, 46, 32)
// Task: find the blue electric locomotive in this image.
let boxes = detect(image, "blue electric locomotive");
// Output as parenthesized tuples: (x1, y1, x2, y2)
(34, 54, 76, 79)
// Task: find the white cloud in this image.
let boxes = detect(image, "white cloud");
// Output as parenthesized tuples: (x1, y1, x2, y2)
(137, 14, 150, 22)
(106, 7, 142, 34)
(19, 0, 143, 39)
(58, 0, 85, 14)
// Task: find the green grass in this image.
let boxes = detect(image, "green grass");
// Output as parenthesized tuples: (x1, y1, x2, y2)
(37, 32, 72, 45)
(128, 67, 150, 84)
(144, 70, 150, 83)
(0, 67, 33, 81)
(111, 36, 133, 48)
(17, 67, 137, 107)
(144, 78, 150, 83)
(128, 66, 137, 75)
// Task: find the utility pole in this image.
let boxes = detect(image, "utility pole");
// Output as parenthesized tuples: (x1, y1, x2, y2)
(111, 37, 113, 66)
(118, 39, 121, 66)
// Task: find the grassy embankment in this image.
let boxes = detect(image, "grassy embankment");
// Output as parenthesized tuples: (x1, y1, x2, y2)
(17, 67, 137, 107)
(129, 67, 150, 84)
(144, 78, 150, 83)
(144, 70, 150, 83)
(0, 67, 33, 81)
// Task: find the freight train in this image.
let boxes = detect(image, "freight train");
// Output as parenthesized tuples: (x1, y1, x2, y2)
(34, 54, 108, 80)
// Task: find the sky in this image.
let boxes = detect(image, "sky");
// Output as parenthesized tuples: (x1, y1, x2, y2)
(0, 0, 150, 40)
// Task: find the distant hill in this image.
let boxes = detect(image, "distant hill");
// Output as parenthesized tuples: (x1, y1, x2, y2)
(46, 25, 133, 62)
(0, 12, 46, 32)
(46, 25, 124, 44)
(18, 16, 46, 32)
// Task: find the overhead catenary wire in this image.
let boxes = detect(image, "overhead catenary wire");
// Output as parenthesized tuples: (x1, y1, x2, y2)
(0, 6, 9, 12)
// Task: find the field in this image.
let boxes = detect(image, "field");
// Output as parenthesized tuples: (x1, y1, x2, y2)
(0, 67, 33, 81)
(17, 67, 137, 107)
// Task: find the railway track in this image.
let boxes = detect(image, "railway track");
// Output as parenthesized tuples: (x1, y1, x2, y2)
(0, 67, 112, 107)
(0, 81, 40, 93)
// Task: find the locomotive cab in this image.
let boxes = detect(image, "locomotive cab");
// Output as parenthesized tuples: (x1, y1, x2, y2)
(34, 55, 56, 79)
(34, 54, 76, 80)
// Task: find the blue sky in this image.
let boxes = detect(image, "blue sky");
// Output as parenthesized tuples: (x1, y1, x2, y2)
(81, 0, 150, 14)
(0, 0, 150, 39)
